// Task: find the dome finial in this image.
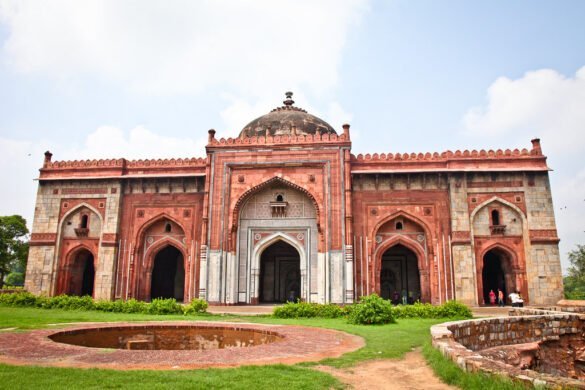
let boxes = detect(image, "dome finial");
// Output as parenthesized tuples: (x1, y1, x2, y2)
(283, 91, 294, 106)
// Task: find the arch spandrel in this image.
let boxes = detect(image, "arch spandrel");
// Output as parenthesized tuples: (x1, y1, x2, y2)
(231, 176, 322, 235)
(370, 210, 432, 258)
(472, 199, 524, 236)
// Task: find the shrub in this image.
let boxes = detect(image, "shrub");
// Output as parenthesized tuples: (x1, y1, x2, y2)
(314, 303, 346, 318)
(122, 298, 149, 314)
(147, 298, 183, 315)
(391, 301, 472, 319)
(347, 294, 395, 325)
(435, 300, 472, 318)
(183, 298, 208, 315)
(94, 299, 126, 313)
(42, 295, 95, 311)
(273, 301, 346, 318)
(0, 292, 209, 317)
(273, 301, 316, 318)
(0, 291, 40, 307)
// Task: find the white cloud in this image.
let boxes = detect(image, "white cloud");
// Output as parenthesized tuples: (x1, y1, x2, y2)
(0, 126, 205, 229)
(0, 137, 44, 228)
(462, 66, 585, 271)
(0, 0, 369, 97)
(64, 125, 205, 160)
(463, 66, 585, 153)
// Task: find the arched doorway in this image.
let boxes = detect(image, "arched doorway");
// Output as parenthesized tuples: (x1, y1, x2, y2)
(68, 249, 95, 297)
(380, 244, 421, 303)
(482, 248, 513, 305)
(150, 246, 185, 301)
(259, 240, 300, 303)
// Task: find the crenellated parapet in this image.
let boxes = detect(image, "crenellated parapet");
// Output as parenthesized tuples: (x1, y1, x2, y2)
(206, 130, 350, 150)
(350, 139, 548, 173)
(39, 154, 207, 180)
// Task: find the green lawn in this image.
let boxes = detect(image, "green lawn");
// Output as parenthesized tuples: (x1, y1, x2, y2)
(0, 306, 516, 389)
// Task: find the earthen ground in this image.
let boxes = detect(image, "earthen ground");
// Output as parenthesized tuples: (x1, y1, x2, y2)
(314, 349, 455, 390)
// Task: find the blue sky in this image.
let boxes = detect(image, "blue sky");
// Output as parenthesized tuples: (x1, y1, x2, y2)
(0, 0, 583, 271)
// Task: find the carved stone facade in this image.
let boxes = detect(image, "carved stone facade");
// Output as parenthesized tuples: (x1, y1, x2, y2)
(25, 93, 563, 305)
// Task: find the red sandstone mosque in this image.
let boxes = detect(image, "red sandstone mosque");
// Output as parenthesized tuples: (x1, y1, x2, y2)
(24, 92, 563, 306)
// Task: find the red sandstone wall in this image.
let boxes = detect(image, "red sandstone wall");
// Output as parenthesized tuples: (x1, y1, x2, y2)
(116, 191, 204, 301)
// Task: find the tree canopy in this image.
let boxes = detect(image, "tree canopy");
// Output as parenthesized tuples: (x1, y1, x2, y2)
(564, 244, 585, 300)
(0, 215, 29, 288)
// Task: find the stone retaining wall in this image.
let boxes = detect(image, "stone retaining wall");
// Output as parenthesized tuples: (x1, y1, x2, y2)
(431, 307, 585, 388)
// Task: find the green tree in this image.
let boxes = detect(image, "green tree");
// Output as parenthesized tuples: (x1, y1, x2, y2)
(564, 244, 585, 300)
(0, 215, 29, 289)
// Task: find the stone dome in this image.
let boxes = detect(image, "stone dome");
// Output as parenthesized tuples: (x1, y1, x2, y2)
(239, 92, 336, 138)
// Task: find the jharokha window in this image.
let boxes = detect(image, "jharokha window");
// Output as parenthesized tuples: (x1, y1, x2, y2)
(80, 214, 89, 229)
(75, 214, 90, 237)
(489, 208, 506, 235)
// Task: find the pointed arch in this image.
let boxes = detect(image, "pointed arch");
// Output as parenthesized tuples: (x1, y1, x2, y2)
(56, 243, 97, 297)
(479, 242, 519, 270)
(134, 212, 187, 245)
(60, 203, 104, 228)
(373, 235, 427, 271)
(249, 232, 307, 304)
(371, 210, 433, 250)
(144, 236, 188, 271)
(252, 232, 306, 262)
(146, 242, 187, 301)
(373, 235, 431, 303)
(477, 243, 524, 305)
(232, 176, 321, 233)
(65, 243, 98, 266)
(470, 196, 527, 222)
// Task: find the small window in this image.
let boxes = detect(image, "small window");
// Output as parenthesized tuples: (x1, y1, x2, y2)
(165, 223, 172, 233)
(395, 221, 403, 230)
(80, 214, 89, 229)
(276, 194, 284, 202)
(491, 210, 500, 225)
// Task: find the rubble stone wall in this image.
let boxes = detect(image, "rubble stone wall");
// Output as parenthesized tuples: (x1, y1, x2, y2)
(431, 308, 585, 389)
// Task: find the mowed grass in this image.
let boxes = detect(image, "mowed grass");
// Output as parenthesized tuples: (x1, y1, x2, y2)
(0, 305, 218, 330)
(0, 364, 342, 390)
(0, 306, 513, 389)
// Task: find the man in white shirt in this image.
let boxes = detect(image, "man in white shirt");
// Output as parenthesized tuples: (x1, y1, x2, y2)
(509, 291, 524, 307)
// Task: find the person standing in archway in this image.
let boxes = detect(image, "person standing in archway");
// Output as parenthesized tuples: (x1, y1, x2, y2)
(489, 289, 496, 305)
(497, 289, 505, 307)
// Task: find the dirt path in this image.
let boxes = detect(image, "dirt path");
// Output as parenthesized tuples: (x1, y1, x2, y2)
(314, 349, 455, 390)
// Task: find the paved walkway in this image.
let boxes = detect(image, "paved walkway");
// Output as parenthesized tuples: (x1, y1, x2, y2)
(207, 305, 277, 316)
(208, 304, 517, 317)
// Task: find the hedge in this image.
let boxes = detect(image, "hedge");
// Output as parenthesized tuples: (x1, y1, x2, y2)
(0, 291, 208, 316)
(273, 295, 473, 322)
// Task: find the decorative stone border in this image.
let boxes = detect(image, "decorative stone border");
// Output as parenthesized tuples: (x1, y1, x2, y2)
(431, 308, 585, 389)
(0, 321, 364, 370)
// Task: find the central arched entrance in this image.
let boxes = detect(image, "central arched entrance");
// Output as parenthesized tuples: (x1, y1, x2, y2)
(68, 249, 95, 297)
(482, 248, 514, 305)
(150, 246, 185, 301)
(380, 244, 421, 303)
(259, 240, 301, 303)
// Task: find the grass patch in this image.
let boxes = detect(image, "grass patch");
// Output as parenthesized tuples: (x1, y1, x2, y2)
(0, 305, 510, 389)
(234, 315, 449, 367)
(0, 364, 342, 390)
(0, 306, 220, 330)
(422, 341, 527, 390)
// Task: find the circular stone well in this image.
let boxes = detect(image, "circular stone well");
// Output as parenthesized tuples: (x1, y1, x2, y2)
(49, 324, 281, 350)
(0, 321, 364, 370)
